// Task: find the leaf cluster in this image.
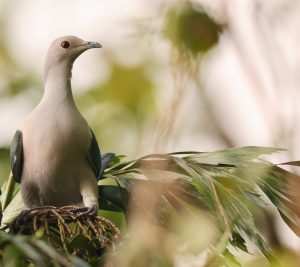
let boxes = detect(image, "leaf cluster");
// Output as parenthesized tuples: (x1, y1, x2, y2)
(1, 146, 300, 266)
(99, 146, 300, 265)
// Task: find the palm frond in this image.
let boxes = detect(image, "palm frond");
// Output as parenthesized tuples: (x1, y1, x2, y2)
(100, 146, 300, 261)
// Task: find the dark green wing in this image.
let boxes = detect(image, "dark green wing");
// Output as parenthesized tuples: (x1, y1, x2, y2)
(87, 129, 102, 180)
(10, 130, 24, 183)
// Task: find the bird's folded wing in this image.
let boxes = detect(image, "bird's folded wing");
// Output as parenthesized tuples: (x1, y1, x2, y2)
(86, 129, 102, 179)
(10, 130, 24, 183)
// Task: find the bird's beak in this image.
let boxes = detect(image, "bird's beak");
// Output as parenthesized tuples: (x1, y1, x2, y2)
(83, 41, 102, 49)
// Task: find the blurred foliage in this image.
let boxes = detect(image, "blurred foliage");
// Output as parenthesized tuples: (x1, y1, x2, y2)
(0, 231, 90, 267)
(88, 63, 155, 121)
(101, 147, 298, 265)
(0, 148, 9, 185)
(2, 75, 40, 97)
(3, 146, 300, 266)
(0, 31, 38, 98)
(75, 61, 157, 155)
(165, 3, 222, 55)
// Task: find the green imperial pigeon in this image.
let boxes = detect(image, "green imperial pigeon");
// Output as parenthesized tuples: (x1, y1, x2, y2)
(10, 36, 104, 216)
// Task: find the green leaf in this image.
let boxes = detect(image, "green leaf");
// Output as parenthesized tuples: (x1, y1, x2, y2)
(68, 235, 91, 250)
(34, 240, 69, 266)
(3, 244, 23, 267)
(69, 256, 91, 267)
(223, 249, 242, 267)
(12, 236, 46, 266)
(186, 146, 284, 166)
(230, 231, 248, 253)
(89, 255, 108, 267)
(98, 185, 129, 212)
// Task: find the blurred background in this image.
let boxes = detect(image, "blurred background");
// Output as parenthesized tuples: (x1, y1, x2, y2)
(1, 0, 300, 264)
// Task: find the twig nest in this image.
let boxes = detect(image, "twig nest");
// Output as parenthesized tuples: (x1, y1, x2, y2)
(10, 206, 120, 258)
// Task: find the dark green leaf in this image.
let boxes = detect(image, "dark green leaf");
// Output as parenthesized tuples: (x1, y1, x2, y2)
(230, 231, 248, 253)
(68, 235, 91, 250)
(98, 185, 129, 212)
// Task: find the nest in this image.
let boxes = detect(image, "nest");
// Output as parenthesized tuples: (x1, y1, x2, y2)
(10, 206, 121, 258)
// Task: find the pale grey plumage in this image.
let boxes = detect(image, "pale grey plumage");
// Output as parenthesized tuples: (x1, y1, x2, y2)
(10, 36, 102, 215)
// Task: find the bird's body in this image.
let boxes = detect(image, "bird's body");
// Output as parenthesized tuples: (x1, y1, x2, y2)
(10, 36, 103, 215)
(20, 94, 95, 207)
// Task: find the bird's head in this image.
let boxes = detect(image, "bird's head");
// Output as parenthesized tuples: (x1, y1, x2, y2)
(44, 35, 102, 81)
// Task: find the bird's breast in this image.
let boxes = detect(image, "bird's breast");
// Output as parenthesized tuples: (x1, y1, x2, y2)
(20, 106, 92, 207)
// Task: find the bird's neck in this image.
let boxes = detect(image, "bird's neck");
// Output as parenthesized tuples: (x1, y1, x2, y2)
(42, 64, 75, 106)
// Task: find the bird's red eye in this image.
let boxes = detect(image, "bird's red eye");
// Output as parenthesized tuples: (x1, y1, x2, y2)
(61, 41, 70, 49)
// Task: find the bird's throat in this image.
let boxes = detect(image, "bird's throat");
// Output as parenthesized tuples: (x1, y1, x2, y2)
(43, 64, 75, 105)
